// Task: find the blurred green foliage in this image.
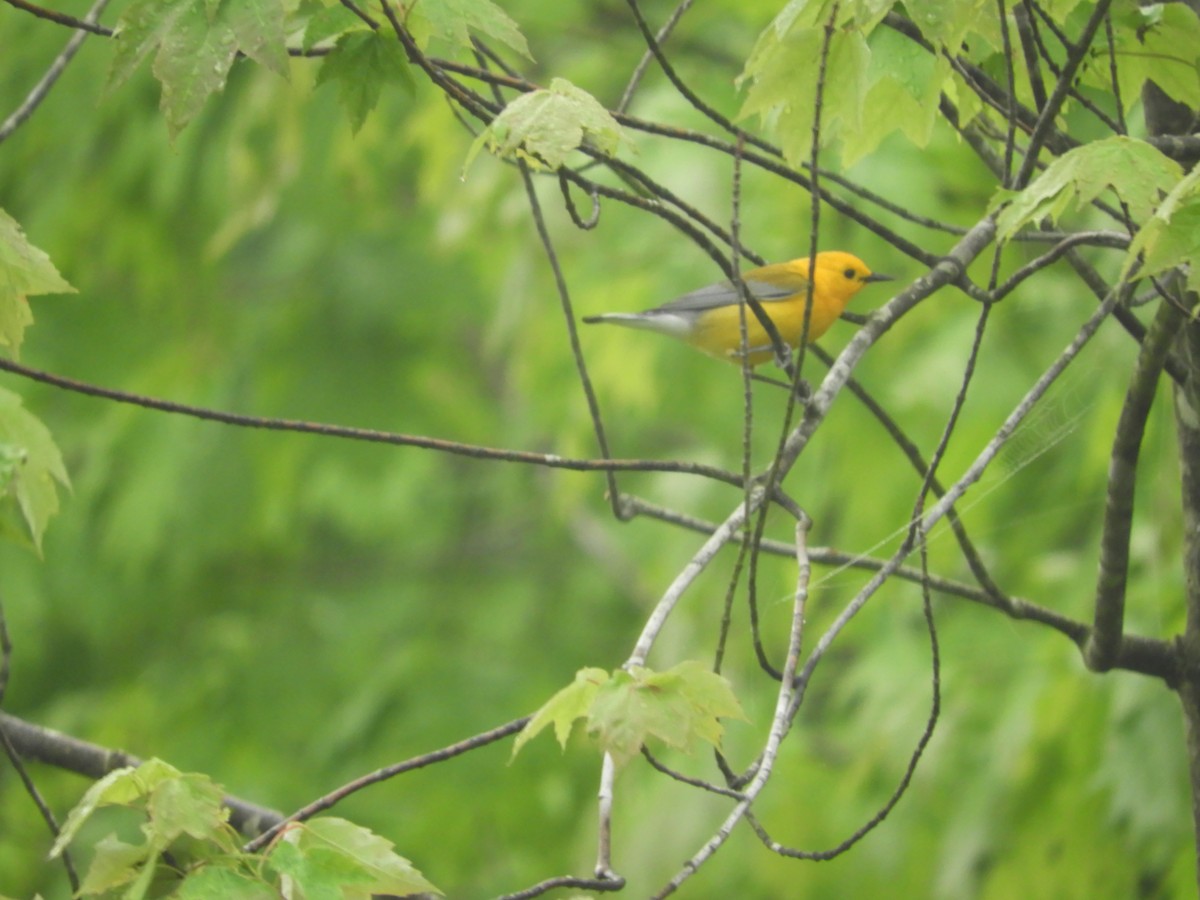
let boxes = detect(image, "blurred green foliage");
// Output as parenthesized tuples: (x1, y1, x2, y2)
(0, 0, 1192, 897)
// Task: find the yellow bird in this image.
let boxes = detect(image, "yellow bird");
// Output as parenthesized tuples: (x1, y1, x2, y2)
(583, 251, 891, 367)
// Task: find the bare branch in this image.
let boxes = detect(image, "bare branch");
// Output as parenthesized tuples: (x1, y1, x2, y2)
(652, 517, 813, 898)
(1087, 289, 1185, 670)
(594, 752, 617, 879)
(627, 487, 767, 668)
(0, 711, 281, 838)
(495, 872, 625, 900)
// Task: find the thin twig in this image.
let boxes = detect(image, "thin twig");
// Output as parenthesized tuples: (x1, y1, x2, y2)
(1014, 2, 1048, 111)
(557, 173, 600, 230)
(1064, 249, 1188, 386)
(990, 231, 1130, 301)
(495, 872, 625, 900)
(620, 491, 1175, 682)
(1025, 0, 1125, 133)
(378, 0, 499, 123)
(1102, 9, 1127, 135)
(244, 716, 528, 853)
(0, 0, 111, 143)
(616, 0, 694, 113)
(624, 0, 944, 268)
(640, 747, 746, 800)
(513, 157, 622, 516)
(746, 522, 941, 861)
(997, 0, 1019, 184)
(3, 0, 111, 33)
(0, 724, 80, 891)
(716, 132, 761, 678)
(885, 11, 1075, 159)
(1013, 0, 1114, 188)
(338, 0, 377, 29)
(0, 356, 747, 487)
(421, 57, 975, 245)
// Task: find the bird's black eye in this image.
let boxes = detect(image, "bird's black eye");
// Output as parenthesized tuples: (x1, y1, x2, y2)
(843, 267, 857, 280)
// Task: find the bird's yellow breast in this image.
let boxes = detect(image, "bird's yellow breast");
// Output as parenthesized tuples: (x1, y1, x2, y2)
(689, 290, 844, 365)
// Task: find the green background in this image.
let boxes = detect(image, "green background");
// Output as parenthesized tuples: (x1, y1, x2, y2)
(0, 0, 1191, 896)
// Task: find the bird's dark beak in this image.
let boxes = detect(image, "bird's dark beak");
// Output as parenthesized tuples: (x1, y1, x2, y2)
(864, 272, 894, 284)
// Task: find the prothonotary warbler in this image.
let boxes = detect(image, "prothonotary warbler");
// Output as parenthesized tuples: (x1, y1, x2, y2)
(583, 251, 892, 367)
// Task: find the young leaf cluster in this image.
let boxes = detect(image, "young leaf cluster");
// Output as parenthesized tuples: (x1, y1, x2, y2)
(49, 759, 441, 898)
(514, 661, 746, 768)
(466, 77, 633, 172)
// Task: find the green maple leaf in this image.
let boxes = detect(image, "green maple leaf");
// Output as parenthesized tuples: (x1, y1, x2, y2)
(108, 0, 289, 139)
(514, 662, 746, 768)
(268, 817, 441, 897)
(77, 835, 151, 894)
(316, 31, 415, 133)
(51, 759, 189, 860)
(995, 136, 1183, 238)
(1126, 167, 1200, 292)
(738, 1, 889, 164)
(512, 666, 608, 756)
(0, 388, 70, 553)
(403, 0, 530, 59)
(588, 662, 746, 767)
(300, 2, 364, 50)
(0, 207, 74, 358)
(1081, 4, 1200, 111)
(465, 78, 631, 173)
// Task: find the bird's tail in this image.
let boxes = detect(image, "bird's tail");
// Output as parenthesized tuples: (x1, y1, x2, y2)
(581, 311, 691, 337)
(581, 313, 643, 325)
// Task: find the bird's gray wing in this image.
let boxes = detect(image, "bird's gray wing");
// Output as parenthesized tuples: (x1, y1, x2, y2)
(653, 278, 795, 313)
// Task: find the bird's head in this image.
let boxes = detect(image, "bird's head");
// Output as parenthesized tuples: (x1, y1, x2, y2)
(807, 251, 892, 305)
